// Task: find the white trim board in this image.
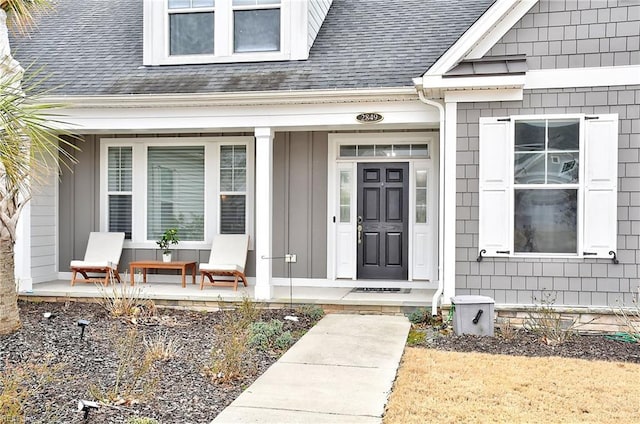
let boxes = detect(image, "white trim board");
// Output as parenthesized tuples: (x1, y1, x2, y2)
(48, 99, 440, 133)
(416, 66, 640, 100)
(43, 87, 419, 108)
(525, 65, 640, 90)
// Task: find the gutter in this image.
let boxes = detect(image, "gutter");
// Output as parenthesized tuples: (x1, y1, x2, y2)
(414, 78, 445, 316)
(39, 87, 419, 108)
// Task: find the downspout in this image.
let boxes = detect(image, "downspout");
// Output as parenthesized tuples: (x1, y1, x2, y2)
(415, 83, 445, 316)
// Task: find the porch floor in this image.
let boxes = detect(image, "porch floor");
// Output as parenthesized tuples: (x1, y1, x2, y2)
(19, 280, 434, 314)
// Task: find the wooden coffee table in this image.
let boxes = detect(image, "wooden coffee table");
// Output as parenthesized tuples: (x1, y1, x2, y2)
(129, 261, 197, 288)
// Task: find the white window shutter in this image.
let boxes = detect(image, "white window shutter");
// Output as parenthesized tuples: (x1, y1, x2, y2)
(478, 118, 512, 257)
(583, 114, 618, 258)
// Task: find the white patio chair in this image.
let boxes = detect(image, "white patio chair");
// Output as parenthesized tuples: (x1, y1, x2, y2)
(70, 232, 125, 286)
(200, 234, 249, 291)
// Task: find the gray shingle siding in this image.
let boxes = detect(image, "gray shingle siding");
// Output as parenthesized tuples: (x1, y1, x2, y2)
(488, 0, 640, 69)
(456, 85, 640, 308)
(9, 0, 494, 95)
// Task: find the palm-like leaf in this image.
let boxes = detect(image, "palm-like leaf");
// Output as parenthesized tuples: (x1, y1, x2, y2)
(0, 67, 77, 242)
(0, 0, 52, 34)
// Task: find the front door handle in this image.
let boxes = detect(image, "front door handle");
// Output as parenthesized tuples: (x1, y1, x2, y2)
(357, 224, 363, 244)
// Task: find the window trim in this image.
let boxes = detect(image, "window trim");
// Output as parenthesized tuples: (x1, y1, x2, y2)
(100, 136, 254, 250)
(232, 0, 282, 54)
(144, 0, 299, 65)
(478, 113, 618, 259)
(511, 116, 584, 257)
(218, 141, 253, 236)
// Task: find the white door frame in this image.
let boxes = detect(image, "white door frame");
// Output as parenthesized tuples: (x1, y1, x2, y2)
(326, 132, 439, 283)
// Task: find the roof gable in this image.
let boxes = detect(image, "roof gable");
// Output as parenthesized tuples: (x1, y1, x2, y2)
(425, 0, 537, 76)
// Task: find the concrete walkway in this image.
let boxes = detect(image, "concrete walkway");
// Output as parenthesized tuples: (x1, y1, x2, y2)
(213, 314, 410, 423)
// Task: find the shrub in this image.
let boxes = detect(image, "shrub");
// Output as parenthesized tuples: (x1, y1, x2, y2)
(143, 332, 181, 362)
(89, 327, 160, 405)
(98, 276, 157, 324)
(206, 309, 254, 384)
(296, 304, 325, 322)
(613, 293, 640, 343)
(407, 307, 431, 325)
(406, 329, 426, 346)
(236, 295, 261, 328)
(497, 318, 517, 340)
(207, 328, 251, 383)
(274, 331, 294, 350)
(248, 319, 293, 352)
(524, 292, 576, 345)
(0, 358, 62, 423)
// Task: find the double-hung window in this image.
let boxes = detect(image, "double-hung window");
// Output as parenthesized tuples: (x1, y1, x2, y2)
(233, 0, 281, 53)
(107, 147, 133, 240)
(478, 114, 618, 258)
(102, 137, 254, 247)
(219, 144, 247, 234)
(168, 0, 215, 56)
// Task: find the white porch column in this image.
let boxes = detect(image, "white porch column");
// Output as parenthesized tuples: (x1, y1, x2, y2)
(254, 127, 274, 300)
(442, 101, 457, 304)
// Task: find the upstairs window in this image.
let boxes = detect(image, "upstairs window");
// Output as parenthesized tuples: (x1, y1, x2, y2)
(168, 0, 215, 55)
(233, 0, 281, 53)
(144, 0, 308, 65)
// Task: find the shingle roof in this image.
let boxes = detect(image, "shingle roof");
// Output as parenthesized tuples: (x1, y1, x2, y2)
(10, 0, 494, 96)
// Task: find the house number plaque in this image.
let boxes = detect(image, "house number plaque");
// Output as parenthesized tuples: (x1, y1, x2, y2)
(356, 112, 384, 123)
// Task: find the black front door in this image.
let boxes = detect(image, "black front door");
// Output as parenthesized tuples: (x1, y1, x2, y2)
(357, 162, 408, 280)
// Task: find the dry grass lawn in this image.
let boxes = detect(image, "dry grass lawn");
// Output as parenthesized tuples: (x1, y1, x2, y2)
(384, 347, 640, 424)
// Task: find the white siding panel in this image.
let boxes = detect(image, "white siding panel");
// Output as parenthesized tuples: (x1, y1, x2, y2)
(30, 170, 57, 283)
(308, 0, 332, 49)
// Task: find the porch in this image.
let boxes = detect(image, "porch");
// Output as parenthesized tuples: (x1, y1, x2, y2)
(18, 280, 435, 315)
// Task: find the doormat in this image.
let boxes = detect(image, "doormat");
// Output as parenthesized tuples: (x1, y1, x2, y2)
(351, 287, 411, 294)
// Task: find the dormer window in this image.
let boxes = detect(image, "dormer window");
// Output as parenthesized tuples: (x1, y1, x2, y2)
(168, 0, 215, 55)
(233, 0, 281, 53)
(143, 0, 332, 65)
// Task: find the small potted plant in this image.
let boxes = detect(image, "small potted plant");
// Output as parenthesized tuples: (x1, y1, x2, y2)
(156, 228, 179, 262)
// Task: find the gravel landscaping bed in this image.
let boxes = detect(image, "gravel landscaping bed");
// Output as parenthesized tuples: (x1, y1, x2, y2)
(4, 301, 639, 423)
(0, 300, 318, 423)
(411, 321, 640, 363)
